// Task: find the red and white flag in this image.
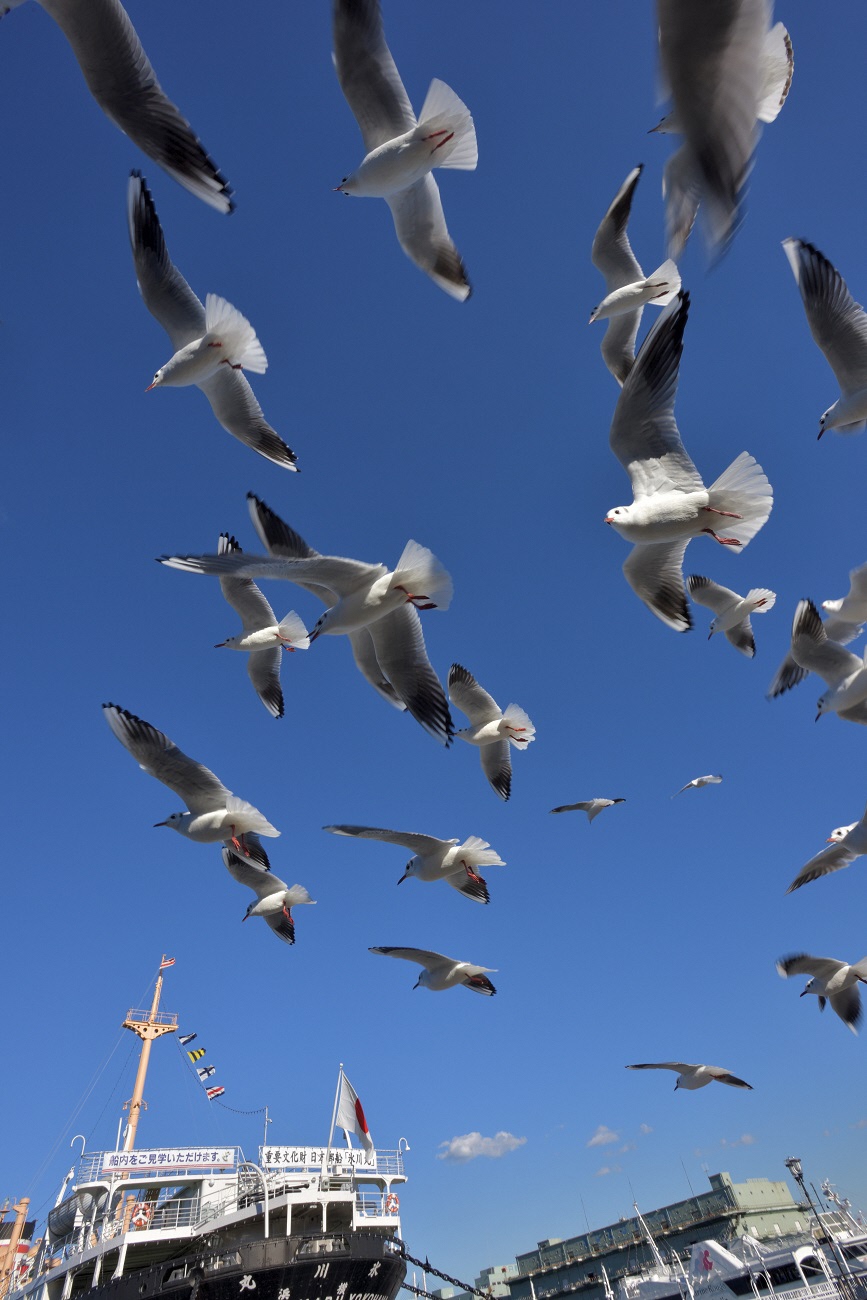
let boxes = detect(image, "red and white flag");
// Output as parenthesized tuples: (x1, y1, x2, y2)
(160, 956, 176, 969)
(336, 1071, 374, 1151)
(206, 1086, 225, 1101)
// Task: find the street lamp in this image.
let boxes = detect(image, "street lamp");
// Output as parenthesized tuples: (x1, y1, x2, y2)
(784, 1157, 856, 1300)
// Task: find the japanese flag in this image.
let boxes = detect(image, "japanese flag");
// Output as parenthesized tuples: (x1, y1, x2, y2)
(336, 1071, 374, 1152)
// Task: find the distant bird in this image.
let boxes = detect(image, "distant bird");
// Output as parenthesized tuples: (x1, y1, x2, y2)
(370, 946, 496, 995)
(672, 774, 722, 798)
(590, 165, 681, 385)
(103, 704, 279, 863)
(777, 953, 867, 1034)
(332, 0, 477, 300)
(4, 0, 233, 212)
(768, 562, 867, 698)
(782, 239, 867, 437)
(222, 845, 315, 947)
(128, 173, 297, 471)
(686, 576, 775, 656)
(549, 799, 625, 824)
(627, 1062, 752, 1090)
(324, 824, 504, 903)
(161, 502, 453, 745)
(606, 293, 772, 631)
(656, 0, 770, 258)
(789, 599, 867, 723)
(213, 534, 309, 719)
(786, 805, 867, 892)
(448, 664, 535, 801)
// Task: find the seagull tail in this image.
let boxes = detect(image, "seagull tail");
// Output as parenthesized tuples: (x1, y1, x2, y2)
(745, 588, 776, 613)
(707, 451, 773, 548)
(414, 78, 478, 171)
(224, 795, 280, 838)
(392, 540, 454, 611)
(501, 702, 536, 747)
(277, 611, 311, 649)
(644, 258, 681, 307)
(204, 293, 268, 373)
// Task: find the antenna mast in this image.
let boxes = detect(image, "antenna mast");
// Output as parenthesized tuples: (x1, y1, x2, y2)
(121, 957, 178, 1152)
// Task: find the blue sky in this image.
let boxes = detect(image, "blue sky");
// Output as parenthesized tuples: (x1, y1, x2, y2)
(3, 0, 867, 1286)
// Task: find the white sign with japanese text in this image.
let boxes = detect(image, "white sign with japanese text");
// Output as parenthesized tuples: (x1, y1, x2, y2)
(260, 1145, 377, 1170)
(101, 1148, 236, 1172)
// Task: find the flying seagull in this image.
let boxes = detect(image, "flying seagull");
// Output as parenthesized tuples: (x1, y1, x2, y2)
(788, 599, 867, 723)
(672, 774, 722, 798)
(627, 1062, 752, 1090)
(777, 953, 867, 1034)
(606, 293, 772, 631)
(767, 562, 867, 698)
(324, 825, 504, 903)
(448, 663, 535, 801)
(786, 803, 867, 893)
(332, 0, 477, 299)
(5, 0, 233, 211)
(369, 946, 496, 994)
(128, 172, 297, 471)
(549, 799, 625, 824)
(222, 845, 316, 947)
(103, 703, 278, 863)
(686, 575, 775, 657)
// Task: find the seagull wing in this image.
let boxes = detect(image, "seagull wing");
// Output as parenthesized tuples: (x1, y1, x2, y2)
(686, 574, 740, 615)
(705, 1066, 752, 1089)
(829, 986, 862, 1032)
(103, 704, 230, 812)
(446, 869, 490, 904)
(324, 825, 445, 856)
(627, 1062, 693, 1073)
(386, 176, 471, 301)
(623, 540, 692, 632)
(609, 293, 704, 500)
(481, 740, 511, 802)
(592, 165, 645, 286)
(217, 535, 278, 632)
(41, 0, 232, 212)
(246, 652, 283, 720)
(791, 599, 864, 687)
(368, 607, 453, 745)
(332, 0, 416, 153)
(767, 650, 809, 698)
(127, 171, 204, 350)
(724, 620, 756, 658)
(347, 629, 406, 710)
(197, 369, 299, 472)
(222, 847, 289, 898)
(783, 239, 867, 398)
(369, 946, 455, 974)
(786, 841, 860, 892)
(777, 953, 847, 982)
(447, 663, 502, 724)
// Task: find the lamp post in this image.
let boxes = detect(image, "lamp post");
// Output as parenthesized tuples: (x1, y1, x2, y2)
(784, 1158, 856, 1300)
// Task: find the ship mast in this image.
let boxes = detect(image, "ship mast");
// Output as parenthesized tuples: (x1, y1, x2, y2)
(121, 957, 178, 1152)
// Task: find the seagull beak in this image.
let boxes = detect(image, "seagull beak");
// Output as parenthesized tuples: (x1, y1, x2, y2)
(397, 871, 409, 885)
(707, 631, 713, 641)
(145, 381, 157, 392)
(214, 640, 227, 649)
(309, 629, 321, 643)
(242, 913, 248, 922)
(604, 516, 613, 525)
(815, 712, 822, 722)
(153, 820, 168, 828)
(413, 979, 421, 990)
(826, 837, 835, 843)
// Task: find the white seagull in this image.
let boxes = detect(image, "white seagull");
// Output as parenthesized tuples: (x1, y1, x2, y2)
(656, 0, 770, 258)
(777, 953, 867, 1034)
(686, 576, 775, 657)
(161, 503, 453, 745)
(5, 0, 232, 212)
(590, 165, 680, 385)
(783, 239, 867, 437)
(549, 799, 625, 824)
(673, 774, 722, 798)
(768, 562, 867, 698)
(606, 293, 773, 631)
(369, 946, 497, 995)
(128, 173, 297, 471)
(448, 664, 535, 801)
(786, 804, 867, 893)
(103, 704, 279, 863)
(213, 534, 309, 720)
(324, 824, 504, 904)
(332, 0, 477, 300)
(222, 845, 316, 947)
(789, 599, 867, 723)
(627, 1062, 752, 1090)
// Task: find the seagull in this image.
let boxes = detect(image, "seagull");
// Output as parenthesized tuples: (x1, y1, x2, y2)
(590, 165, 680, 386)
(332, 0, 476, 300)
(103, 704, 279, 862)
(128, 173, 297, 471)
(222, 845, 315, 947)
(786, 805, 867, 892)
(606, 293, 773, 631)
(767, 562, 867, 698)
(213, 534, 309, 720)
(549, 799, 625, 824)
(777, 953, 867, 1034)
(656, 0, 770, 258)
(782, 239, 867, 437)
(369, 946, 496, 994)
(672, 774, 722, 798)
(789, 599, 867, 723)
(5, 0, 233, 212)
(448, 664, 535, 801)
(161, 499, 453, 746)
(627, 1062, 752, 1090)
(686, 576, 775, 657)
(324, 824, 505, 903)
(651, 21, 794, 133)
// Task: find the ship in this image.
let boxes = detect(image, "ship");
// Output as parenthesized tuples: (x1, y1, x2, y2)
(0, 965, 408, 1300)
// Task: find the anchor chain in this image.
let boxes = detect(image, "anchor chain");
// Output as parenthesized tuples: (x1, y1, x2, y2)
(399, 1249, 491, 1300)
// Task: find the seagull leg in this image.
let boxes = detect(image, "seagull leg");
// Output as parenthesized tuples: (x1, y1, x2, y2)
(702, 506, 743, 519)
(395, 584, 437, 610)
(218, 359, 244, 370)
(462, 860, 482, 884)
(702, 529, 741, 547)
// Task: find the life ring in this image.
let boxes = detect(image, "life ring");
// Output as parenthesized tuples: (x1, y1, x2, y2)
(385, 1193, 399, 1215)
(132, 1203, 153, 1230)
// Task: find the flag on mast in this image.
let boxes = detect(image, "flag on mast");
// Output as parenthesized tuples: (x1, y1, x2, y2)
(178, 1033, 197, 1046)
(160, 956, 176, 970)
(336, 1070, 374, 1151)
(197, 1066, 216, 1081)
(206, 1086, 225, 1101)
(187, 1047, 206, 1063)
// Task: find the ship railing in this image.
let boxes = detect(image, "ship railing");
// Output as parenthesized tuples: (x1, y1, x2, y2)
(355, 1193, 401, 1219)
(74, 1147, 246, 1184)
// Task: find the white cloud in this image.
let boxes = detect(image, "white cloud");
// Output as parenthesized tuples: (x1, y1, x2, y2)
(639, 1123, 653, 1135)
(437, 1131, 526, 1163)
(587, 1124, 620, 1148)
(720, 1134, 756, 1148)
(852, 1119, 867, 1129)
(618, 1142, 636, 1154)
(595, 1164, 622, 1177)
